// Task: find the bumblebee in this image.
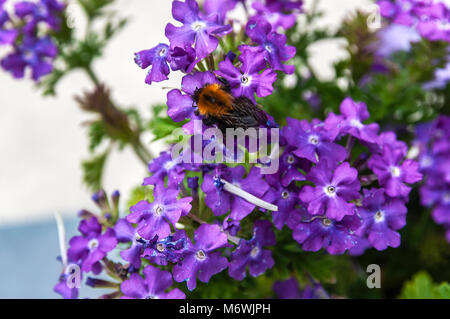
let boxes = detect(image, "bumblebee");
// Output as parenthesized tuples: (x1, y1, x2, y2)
(192, 78, 268, 133)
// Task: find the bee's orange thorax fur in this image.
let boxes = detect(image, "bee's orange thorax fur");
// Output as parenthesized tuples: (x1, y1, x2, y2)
(197, 84, 233, 117)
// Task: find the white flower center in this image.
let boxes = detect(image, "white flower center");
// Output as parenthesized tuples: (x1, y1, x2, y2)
(250, 246, 260, 258)
(322, 218, 332, 227)
(390, 166, 401, 177)
(324, 185, 337, 197)
(240, 75, 251, 85)
(134, 233, 141, 242)
(287, 155, 295, 164)
(88, 239, 99, 250)
(192, 21, 206, 31)
(281, 191, 289, 199)
(195, 249, 206, 261)
(154, 205, 164, 216)
(420, 155, 433, 168)
(265, 44, 272, 53)
(374, 210, 384, 222)
(159, 47, 167, 56)
(156, 243, 165, 252)
(308, 135, 319, 145)
(350, 119, 364, 129)
(164, 160, 176, 171)
(443, 193, 450, 204)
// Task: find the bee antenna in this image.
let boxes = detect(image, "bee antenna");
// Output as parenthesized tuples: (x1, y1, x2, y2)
(161, 86, 177, 91)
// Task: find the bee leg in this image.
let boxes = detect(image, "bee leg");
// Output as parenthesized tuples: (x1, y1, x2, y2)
(217, 77, 231, 93)
(194, 109, 200, 116)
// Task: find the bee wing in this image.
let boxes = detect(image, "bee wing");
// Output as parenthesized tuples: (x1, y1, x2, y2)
(232, 96, 268, 126)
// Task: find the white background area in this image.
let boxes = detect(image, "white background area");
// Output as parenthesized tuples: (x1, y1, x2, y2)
(0, 0, 372, 225)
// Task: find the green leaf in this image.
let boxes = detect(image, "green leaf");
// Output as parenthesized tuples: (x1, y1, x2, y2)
(148, 104, 188, 142)
(77, 0, 115, 20)
(126, 186, 154, 214)
(81, 151, 109, 191)
(88, 121, 106, 152)
(399, 272, 450, 299)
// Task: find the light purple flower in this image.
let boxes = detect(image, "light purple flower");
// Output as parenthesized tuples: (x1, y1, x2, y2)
(201, 165, 270, 220)
(300, 160, 361, 221)
(165, 0, 232, 59)
(121, 265, 185, 299)
(173, 224, 229, 291)
(14, 0, 65, 33)
(143, 151, 187, 188)
(127, 184, 192, 240)
(67, 217, 117, 274)
(0, 4, 18, 44)
(228, 220, 275, 280)
(244, 17, 296, 74)
(421, 184, 450, 226)
(376, 23, 420, 57)
(283, 117, 347, 164)
(114, 218, 145, 269)
(368, 145, 422, 198)
(252, 1, 297, 30)
(216, 45, 277, 103)
(203, 0, 239, 24)
(356, 188, 407, 250)
(134, 43, 170, 84)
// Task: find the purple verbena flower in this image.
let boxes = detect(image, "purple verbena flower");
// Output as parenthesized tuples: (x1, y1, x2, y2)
(216, 45, 277, 103)
(287, 209, 361, 254)
(0, 3, 18, 44)
(368, 145, 422, 198)
(121, 265, 185, 299)
(165, 0, 232, 59)
(67, 217, 117, 274)
(14, 0, 65, 33)
(356, 188, 407, 250)
(228, 220, 275, 280)
(143, 151, 187, 188)
(142, 230, 187, 266)
(244, 17, 296, 74)
(1, 35, 57, 81)
(203, 0, 239, 24)
(299, 160, 361, 221)
(201, 165, 270, 220)
(283, 117, 347, 164)
(173, 224, 229, 291)
(134, 43, 170, 85)
(127, 184, 192, 240)
(114, 218, 146, 269)
(325, 97, 379, 144)
(252, 1, 298, 30)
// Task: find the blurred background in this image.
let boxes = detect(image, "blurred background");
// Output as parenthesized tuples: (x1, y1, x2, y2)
(0, 0, 372, 298)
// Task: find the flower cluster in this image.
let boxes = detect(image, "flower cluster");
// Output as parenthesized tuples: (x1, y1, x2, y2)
(377, 0, 450, 43)
(278, 97, 422, 254)
(413, 115, 450, 242)
(0, 0, 65, 81)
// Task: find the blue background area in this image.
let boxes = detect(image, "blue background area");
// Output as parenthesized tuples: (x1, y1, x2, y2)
(0, 217, 111, 299)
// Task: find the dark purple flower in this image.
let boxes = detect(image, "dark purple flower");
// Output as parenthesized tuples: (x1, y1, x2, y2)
(325, 97, 379, 143)
(167, 45, 196, 73)
(67, 217, 117, 274)
(266, 0, 303, 12)
(134, 43, 170, 84)
(142, 230, 187, 266)
(356, 188, 407, 250)
(143, 151, 187, 188)
(244, 17, 296, 74)
(263, 175, 301, 229)
(216, 45, 277, 103)
(273, 276, 327, 299)
(53, 261, 80, 299)
(173, 224, 229, 291)
(273, 146, 309, 187)
(1, 35, 57, 81)
(121, 265, 185, 299)
(14, 0, 65, 33)
(114, 218, 145, 269)
(165, 0, 232, 59)
(300, 160, 361, 221)
(368, 145, 422, 198)
(228, 220, 275, 280)
(283, 117, 347, 164)
(127, 184, 192, 240)
(287, 209, 361, 254)
(201, 165, 270, 220)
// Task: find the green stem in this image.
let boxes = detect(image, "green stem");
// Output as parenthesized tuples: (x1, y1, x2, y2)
(84, 65, 100, 86)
